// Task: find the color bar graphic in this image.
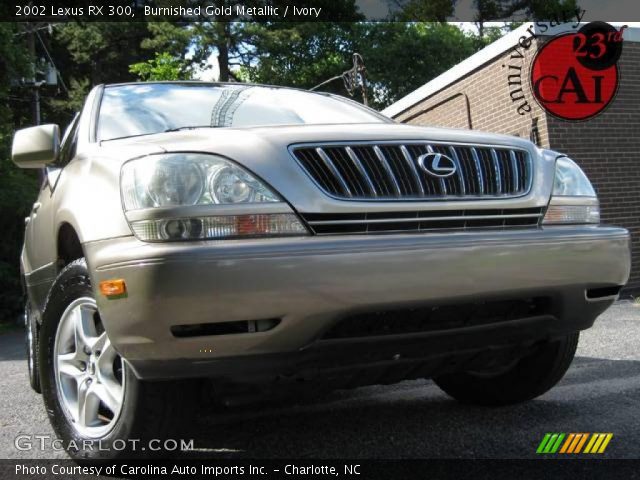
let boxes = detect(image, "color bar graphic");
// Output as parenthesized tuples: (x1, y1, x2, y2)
(537, 433, 613, 454)
(584, 433, 614, 454)
(536, 433, 565, 454)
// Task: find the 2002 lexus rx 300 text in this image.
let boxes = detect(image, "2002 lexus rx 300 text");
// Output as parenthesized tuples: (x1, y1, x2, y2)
(13, 82, 630, 459)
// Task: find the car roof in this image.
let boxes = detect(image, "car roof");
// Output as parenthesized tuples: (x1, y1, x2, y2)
(103, 80, 315, 93)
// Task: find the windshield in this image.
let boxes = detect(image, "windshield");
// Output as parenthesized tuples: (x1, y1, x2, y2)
(97, 83, 387, 141)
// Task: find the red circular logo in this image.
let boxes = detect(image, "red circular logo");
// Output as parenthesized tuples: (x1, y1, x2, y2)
(530, 23, 623, 121)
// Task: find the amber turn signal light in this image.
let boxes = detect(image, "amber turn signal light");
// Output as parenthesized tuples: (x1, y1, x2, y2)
(99, 279, 127, 298)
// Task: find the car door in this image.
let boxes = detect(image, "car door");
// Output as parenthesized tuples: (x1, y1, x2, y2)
(25, 114, 80, 272)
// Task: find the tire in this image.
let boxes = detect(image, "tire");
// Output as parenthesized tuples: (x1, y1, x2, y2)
(39, 258, 194, 460)
(25, 302, 41, 393)
(434, 332, 579, 406)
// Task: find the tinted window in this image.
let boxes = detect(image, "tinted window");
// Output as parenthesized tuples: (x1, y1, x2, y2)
(58, 113, 80, 165)
(97, 83, 387, 141)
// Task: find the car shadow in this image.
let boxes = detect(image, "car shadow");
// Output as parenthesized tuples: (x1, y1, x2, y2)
(173, 356, 640, 459)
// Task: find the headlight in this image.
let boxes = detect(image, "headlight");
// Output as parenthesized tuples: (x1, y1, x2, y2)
(121, 153, 308, 241)
(210, 166, 276, 204)
(122, 153, 280, 210)
(543, 156, 599, 225)
(552, 157, 596, 197)
(146, 159, 204, 207)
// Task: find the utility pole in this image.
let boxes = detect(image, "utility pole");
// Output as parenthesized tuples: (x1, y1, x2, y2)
(26, 23, 41, 125)
(24, 23, 60, 126)
(32, 86, 41, 126)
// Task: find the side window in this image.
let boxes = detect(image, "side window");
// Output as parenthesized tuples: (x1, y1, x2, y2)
(58, 113, 80, 166)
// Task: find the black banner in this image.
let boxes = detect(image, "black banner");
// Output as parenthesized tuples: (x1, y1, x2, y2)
(1, 0, 640, 23)
(2, 459, 640, 480)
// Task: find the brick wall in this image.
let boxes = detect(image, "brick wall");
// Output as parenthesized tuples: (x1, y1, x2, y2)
(392, 38, 639, 296)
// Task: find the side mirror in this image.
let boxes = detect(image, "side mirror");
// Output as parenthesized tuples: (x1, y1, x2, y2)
(12, 124, 60, 169)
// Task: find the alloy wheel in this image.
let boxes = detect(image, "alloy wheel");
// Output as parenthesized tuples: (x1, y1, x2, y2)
(53, 298, 125, 438)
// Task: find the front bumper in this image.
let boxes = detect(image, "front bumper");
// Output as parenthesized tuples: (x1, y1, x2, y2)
(84, 226, 630, 381)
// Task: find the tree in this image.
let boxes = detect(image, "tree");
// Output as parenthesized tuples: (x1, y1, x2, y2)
(242, 22, 359, 93)
(51, 23, 153, 115)
(241, 22, 496, 110)
(142, 1, 363, 83)
(129, 52, 193, 81)
(391, 0, 456, 21)
(0, 24, 39, 321)
(142, 22, 194, 59)
(54, 23, 152, 84)
(355, 22, 488, 109)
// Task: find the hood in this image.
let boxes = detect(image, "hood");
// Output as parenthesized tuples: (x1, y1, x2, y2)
(96, 122, 549, 214)
(103, 122, 537, 154)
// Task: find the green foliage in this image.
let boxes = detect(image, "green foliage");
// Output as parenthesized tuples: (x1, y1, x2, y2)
(241, 22, 494, 109)
(355, 22, 483, 108)
(50, 78, 91, 115)
(243, 22, 357, 92)
(0, 24, 32, 93)
(54, 23, 152, 84)
(393, 0, 456, 21)
(0, 148, 38, 321)
(0, 24, 37, 322)
(142, 22, 194, 59)
(141, 2, 363, 82)
(129, 52, 193, 81)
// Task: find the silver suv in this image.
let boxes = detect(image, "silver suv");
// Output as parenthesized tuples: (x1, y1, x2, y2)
(13, 82, 630, 459)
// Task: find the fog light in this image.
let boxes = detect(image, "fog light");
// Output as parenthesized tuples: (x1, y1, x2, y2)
(131, 213, 308, 241)
(543, 204, 600, 224)
(164, 219, 187, 238)
(160, 218, 203, 240)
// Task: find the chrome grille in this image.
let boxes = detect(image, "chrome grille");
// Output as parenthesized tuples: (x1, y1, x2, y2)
(301, 208, 544, 235)
(291, 142, 532, 200)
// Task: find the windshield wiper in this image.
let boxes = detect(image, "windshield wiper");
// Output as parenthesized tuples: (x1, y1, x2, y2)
(101, 125, 223, 142)
(162, 125, 222, 132)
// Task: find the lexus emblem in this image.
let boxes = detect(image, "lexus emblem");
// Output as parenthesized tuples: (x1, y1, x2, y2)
(417, 153, 457, 178)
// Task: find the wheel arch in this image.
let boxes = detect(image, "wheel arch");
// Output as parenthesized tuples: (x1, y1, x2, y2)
(57, 222, 85, 269)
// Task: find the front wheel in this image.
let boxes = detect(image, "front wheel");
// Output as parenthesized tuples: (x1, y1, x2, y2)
(39, 259, 194, 460)
(434, 332, 579, 406)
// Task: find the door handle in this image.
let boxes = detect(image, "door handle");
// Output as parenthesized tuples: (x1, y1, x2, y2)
(32, 202, 41, 213)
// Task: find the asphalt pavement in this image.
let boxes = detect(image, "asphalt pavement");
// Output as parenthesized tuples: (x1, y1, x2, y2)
(1, 302, 639, 460)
